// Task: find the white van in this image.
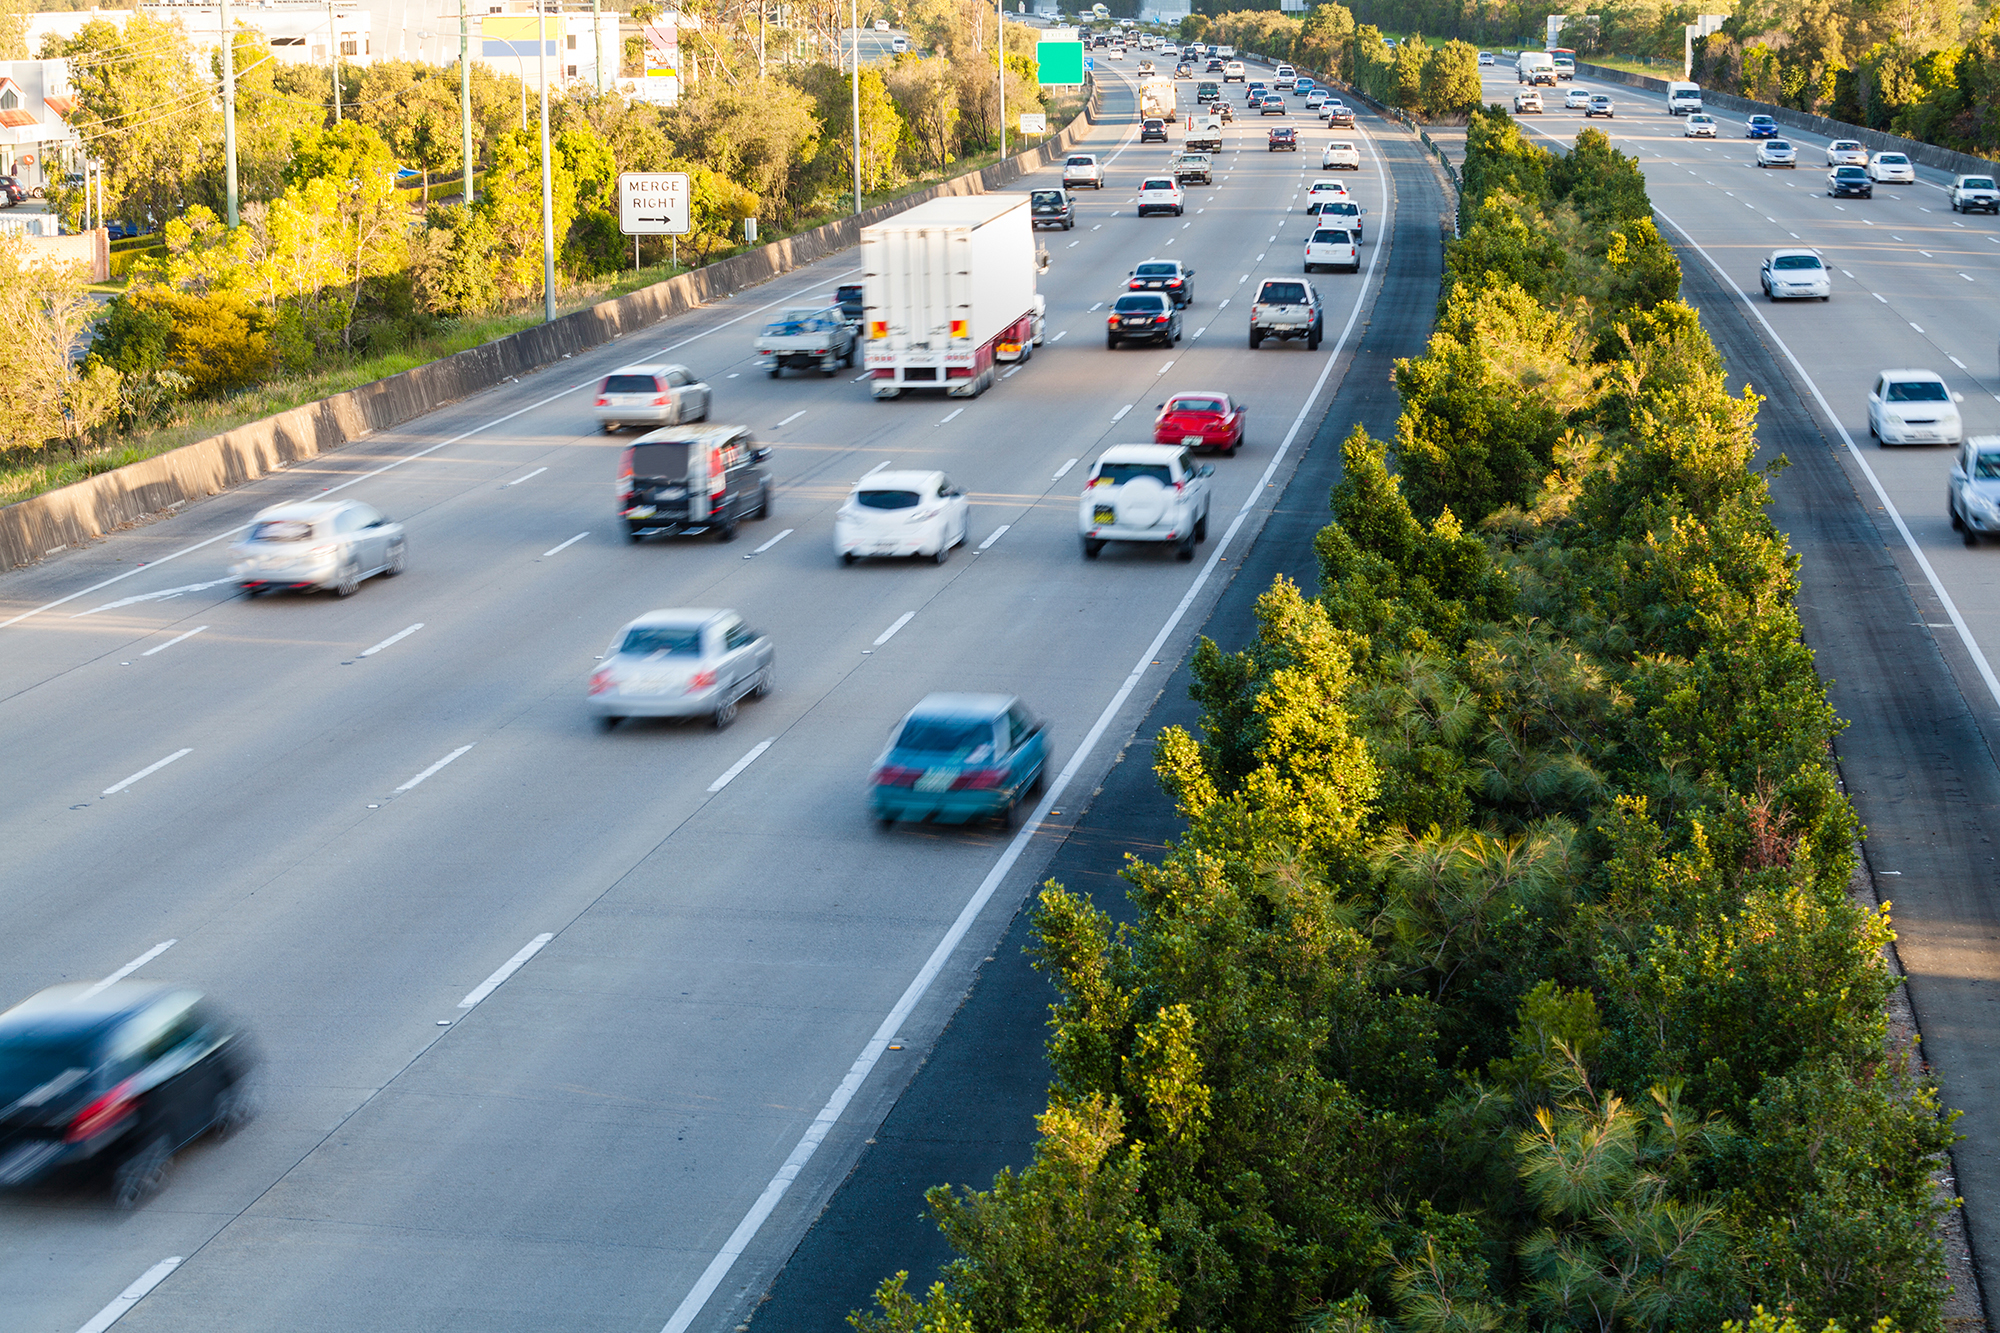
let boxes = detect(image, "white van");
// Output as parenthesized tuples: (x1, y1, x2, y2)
(1665, 81, 1703, 115)
(1215, 44, 1236, 58)
(1516, 51, 1556, 85)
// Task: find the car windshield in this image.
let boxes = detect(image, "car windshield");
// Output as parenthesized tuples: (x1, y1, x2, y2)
(1751, 116, 1773, 125)
(1326, 202, 1358, 215)
(1313, 229, 1352, 243)
(248, 519, 315, 542)
(1772, 254, 1822, 270)
(1768, 141, 1791, 151)
(620, 626, 702, 657)
(1097, 462, 1174, 486)
(1965, 178, 1996, 189)
(1142, 179, 1175, 191)
(1836, 167, 1865, 177)
(895, 715, 996, 759)
(0, 1041, 95, 1104)
(1259, 281, 1307, 303)
(1834, 141, 1858, 149)
(1886, 381, 1949, 402)
(856, 488, 921, 510)
(1168, 398, 1224, 414)
(1031, 190, 1064, 205)
(1977, 452, 2000, 480)
(1880, 154, 1908, 164)
(604, 373, 659, 393)
(1135, 263, 1178, 277)
(1114, 295, 1167, 313)
(1330, 142, 1355, 151)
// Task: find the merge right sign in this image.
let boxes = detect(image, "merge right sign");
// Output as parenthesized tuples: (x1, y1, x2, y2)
(1036, 40, 1084, 84)
(618, 172, 690, 235)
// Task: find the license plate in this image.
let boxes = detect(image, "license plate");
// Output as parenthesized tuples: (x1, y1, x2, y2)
(915, 770, 955, 793)
(628, 506, 656, 518)
(659, 487, 686, 500)
(1182, 435, 1204, 447)
(624, 671, 679, 695)
(1094, 505, 1116, 525)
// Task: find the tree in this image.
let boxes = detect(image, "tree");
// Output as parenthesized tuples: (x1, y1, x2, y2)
(56, 13, 217, 230)
(217, 28, 329, 204)
(1420, 41, 1485, 117)
(356, 61, 466, 202)
(478, 128, 580, 299)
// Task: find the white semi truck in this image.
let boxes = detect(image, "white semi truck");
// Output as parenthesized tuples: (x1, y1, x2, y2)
(1139, 75, 1177, 121)
(862, 195, 1045, 400)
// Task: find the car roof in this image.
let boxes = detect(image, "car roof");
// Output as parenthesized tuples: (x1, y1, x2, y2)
(1098, 443, 1186, 464)
(622, 608, 726, 630)
(605, 363, 685, 377)
(853, 469, 946, 489)
(1769, 247, 1822, 258)
(249, 500, 358, 523)
(0, 982, 195, 1044)
(1881, 368, 1946, 380)
(631, 423, 750, 447)
(906, 692, 1015, 719)
(1165, 391, 1232, 404)
(1136, 257, 1183, 267)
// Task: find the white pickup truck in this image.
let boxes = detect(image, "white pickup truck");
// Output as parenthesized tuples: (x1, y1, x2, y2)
(1950, 173, 1999, 214)
(1062, 154, 1105, 189)
(754, 306, 856, 378)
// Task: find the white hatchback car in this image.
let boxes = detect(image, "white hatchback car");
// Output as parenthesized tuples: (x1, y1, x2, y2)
(1869, 152, 1916, 183)
(1683, 113, 1717, 137)
(1078, 445, 1213, 561)
(594, 363, 713, 434)
(1759, 248, 1830, 301)
(1304, 178, 1350, 213)
(1869, 370, 1965, 447)
(1321, 140, 1360, 170)
(1137, 176, 1186, 216)
(1756, 139, 1797, 167)
(1304, 223, 1359, 273)
(1826, 139, 1869, 166)
(836, 470, 969, 564)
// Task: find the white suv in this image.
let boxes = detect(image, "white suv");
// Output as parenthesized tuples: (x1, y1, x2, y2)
(1950, 173, 1999, 214)
(1759, 248, 1830, 301)
(1063, 154, 1105, 189)
(1304, 223, 1358, 273)
(1321, 141, 1361, 170)
(1137, 176, 1185, 217)
(1223, 60, 1246, 81)
(1869, 369, 1964, 447)
(1274, 64, 1296, 89)
(1078, 445, 1213, 561)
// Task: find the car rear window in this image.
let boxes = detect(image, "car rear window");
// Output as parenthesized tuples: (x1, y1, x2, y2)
(1168, 398, 1224, 414)
(896, 716, 997, 758)
(1259, 281, 1307, 303)
(1887, 381, 1948, 402)
(1312, 229, 1352, 243)
(630, 441, 691, 480)
(1066, 156, 1095, 166)
(1135, 262, 1178, 276)
(0, 1042, 94, 1104)
(1097, 462, 1174, 486)
(620, 626, 702, 656)
(605, 374, 658, 394)
(1325, 202, 1359, 215)
(856, 489, 921, 510)
(1835, 167, 1865, 177)
(1114, 294, 1168, 312)
(1772, 254, 1822, 270)
(1142, 178, 1175, 190)
(1031, 190, 1064, 205)
(249, 520, 314, 542)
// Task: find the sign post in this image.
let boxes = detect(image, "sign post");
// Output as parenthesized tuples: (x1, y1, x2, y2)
(618, 171, 691, 271)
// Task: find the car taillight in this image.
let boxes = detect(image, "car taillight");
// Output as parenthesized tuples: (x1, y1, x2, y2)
(1129, 279, 1143, 289)
(1167, 278, 1184, 287)
(617, 448, 633, 483)
(1155, 315, 1169, 324)
(67, 1080, 137, 1142)
(1108, 314, 1119, 326)
(952, 768, 1007, 790)
(688, 670, 716, 692)
(589, 668, 615, 695)
(595, 396, 609, 407)
(873, 765, 922, 788)
(653, 395, 669, 406)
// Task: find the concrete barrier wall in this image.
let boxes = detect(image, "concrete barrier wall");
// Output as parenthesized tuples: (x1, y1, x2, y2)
(0, 96, 1103, 574)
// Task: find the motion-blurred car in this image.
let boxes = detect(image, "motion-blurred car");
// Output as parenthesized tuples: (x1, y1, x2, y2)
(1478, 50, 1494, 65)
(1304, 178, 1351, 213)
(1949, 438, 2000, 545)
(869, 694, 1047, 827)
(1140, 117, 1168, 142)
(754, 307, 856, 377)
(1869, 369, 1964, 446)
(594, 363, 712, 432)
(1303, 89, 1328, 110)
(1826, 139, 1869, 166)
(1867, 151, 1915, 183)
(1827, 165, 1872, 198)
(1137, 176, 1185, 216)
(1745, 114, 1779, 138)
(1268, 126, 1298, 150)
(1759, 248, 1830, 300)
(1563, 87, 1591, 109)
(1318, 198, 1365, 241)
(588, 608, 773, 730)
(1756, 139, 1796, 167)
(1304, 223, 1359, 273)
(619, 424, 772, 543)
(1106, 291, 1181, 347)
(1246, 89, 1265, 109)
(1322, 140, 1361, 170)
(229, 499, 406, 597)
(1950, 173, 1999, 213)
(835, 469, 968, 564)
(1683, 112, 1717, 137)
(0, 982, 256, 1208)
(1325, 103, 1355, 127)
(1129, 258, 1195, 306)
(1154, 391, 1246, 454)
(1585, 93, 1614, 117)
(1078, 444, 1213, 560)
(835, 283, 864, 327)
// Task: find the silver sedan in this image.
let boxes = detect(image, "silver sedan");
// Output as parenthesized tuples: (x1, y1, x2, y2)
(594, 363, 713, 434)
(229, 499, 406, 597)
(588, 608, 775, 730)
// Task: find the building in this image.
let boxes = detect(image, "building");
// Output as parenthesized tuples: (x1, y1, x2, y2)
(473, 4, 622, 93)
(28, 5, 374, 67)
(0, 60, 82, 196)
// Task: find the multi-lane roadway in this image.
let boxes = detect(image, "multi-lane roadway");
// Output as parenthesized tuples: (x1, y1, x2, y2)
(0, 69, 1406, 1333)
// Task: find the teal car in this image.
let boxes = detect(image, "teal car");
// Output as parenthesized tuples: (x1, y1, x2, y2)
(870, 694, 1047, 827)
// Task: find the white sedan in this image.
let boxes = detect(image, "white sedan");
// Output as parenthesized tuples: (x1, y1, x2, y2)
(1759, 248, 1830, 301)
(1683, 113, 1717, 137)
(1321, 140, 1360, 170)
(1304, 178, 1350, 213)
(1950, 438, 2000, 545)
(835, 470, 969, 564)
(1564, 87, 1591, 109)
(1303, 223, 1359, 273)
(1869, 151, 1916, 183)
(1756, 139, 1797, 167)
(1869, 369, 1964, 447)
(1826, 139, 1869, 166)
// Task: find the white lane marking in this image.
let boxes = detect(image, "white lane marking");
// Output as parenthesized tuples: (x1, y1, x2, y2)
(864, 460, 889, 477)
(873, 612, 916, 646)
(1158, 361, 1175, 374)
(1874, 293, 1887, 303)
(393, 744, 474, 794)
(1194, 326, 1207, 338)
(102, 749, 191, 797)
(852, 373, 870, 383)
(1182, 221, 1191, 229)
(707, 738, 775, 793)
(542, 532, 589, 557)
(1002, 365, 1022, 379)
(1788, 232, 1799, 238)
(1052, 330, 1067, 342)
(1217, 298, 1229, 309)
(938, 408, 964, 425)
(1092, 223, 1102, 230)
(75, 1257, 183, 1333)
(776, 410, 807, 427)
(1257, 252, 1265, 261)
(73, 578, 236, 618)
(458, 933, 555, 1009)
(1911, 323, 1925, 333)
(1961, 273, 1976, 282)
(80, 941, 178, 1000)
(1068, 240, 1081, 247)
(1164, 237, 1175, 246)
(1238, 274, 1248, 284)
(978, 525, 1010, 550)
(5, 270, 860, 631)
(1842, 269, 1855, 277)
(358, 623, 424, 658)
(504, 467, 547, 487)
(751, 528, 794, 554)
(1051, 457, 1079, 482)
(1112, 404, 1133, 421)
(141, 625, 208, 657)
(1659, 202, 2000, 720)
(1951, 356, 1969, 369)
(649, 124, 1393, 1333)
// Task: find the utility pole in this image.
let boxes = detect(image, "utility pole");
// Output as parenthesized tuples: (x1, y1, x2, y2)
(328, 0, 342, 122)
(220, 0, 238, 226)
(850, 0, 861, 213)
(758, 1, 765, 82)
(460, 0, 474, 203)
(539, 1, 556, 323)
(996, 0, 1005, 157)
(592, 0, 604, 93)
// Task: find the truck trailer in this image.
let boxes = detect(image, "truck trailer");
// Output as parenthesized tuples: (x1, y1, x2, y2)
(1139, 75, 1176, 121)
(862, 195, 1043, 400)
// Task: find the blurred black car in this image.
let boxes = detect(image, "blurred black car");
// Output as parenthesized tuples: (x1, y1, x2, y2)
(0, 982, 256, 1207)
(835, 282, 864, 327)
(0, 176, 24, 207)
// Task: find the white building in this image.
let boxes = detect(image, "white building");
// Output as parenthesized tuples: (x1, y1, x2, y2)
(0, 60, 81, 194)
(28, 5, 374, 67)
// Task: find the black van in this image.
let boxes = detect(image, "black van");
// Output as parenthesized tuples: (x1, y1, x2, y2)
(618, 425, 773, 543)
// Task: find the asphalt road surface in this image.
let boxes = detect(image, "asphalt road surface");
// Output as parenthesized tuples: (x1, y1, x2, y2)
(0, 68, 1404, 1333)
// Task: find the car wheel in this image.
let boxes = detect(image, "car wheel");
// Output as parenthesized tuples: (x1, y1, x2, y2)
(1952, 503, 1966, 532)
(714, 696, 739, 729)
(841, 551, 857, 565)
(1968, 528, 1981, 548)
(1082, 537, 1103, 559)
(755, 664, 775, 698)
(598, 715, 621, 731)
(112, 1136, 172, 1209)
(334, 560, 361, 597)
(212, 1080, 260, 1139)
(384, 541, 407, 576)
(717, 515, 737, 542)
(1304, 262, 1314, 273)
(1307, 328, 1321, 351)
(601, 422, 619, 434)
(768, 366, 780, 378)
(757, 480, 772, 519)
(1176, 532, 1196, 561)
(933, 540, 950, 565)
(1107, 334, 1119, 349)
(1194, 512, 1208, 541)
(1249, 329, 1262, 349)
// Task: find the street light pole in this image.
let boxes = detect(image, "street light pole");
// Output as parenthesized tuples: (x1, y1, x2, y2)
(996, 0, 1004, 158)
(460, 0, 474, 204)
(327, 0, 341, 121)
(539, 1, 557, 323)
(220, 0, 238, 226)
(850, 0, 861, 214)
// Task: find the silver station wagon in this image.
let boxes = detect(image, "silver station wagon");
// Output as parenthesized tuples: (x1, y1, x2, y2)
(588, 608, 775, 730)
(229, 499, 406, 597)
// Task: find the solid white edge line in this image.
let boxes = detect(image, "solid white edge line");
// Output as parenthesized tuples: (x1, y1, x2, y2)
(457, 933, 556, 1009)
(504, 467, 548, 486)
(102, 748, 192, 797)
(140, 625, 208, 657)
(1655, 201, 2000, 715)
(358, 623, 425, 658)
(3, 269, 862, 632)
(873, 612, 916, 647)
(707, 738, 775, 794)
(79, 940, 178, 1000)
(542, 532, 590, 558)
(74, 1257, 182, 1333)
(652, 120, 1391, 1333)
(751, 528, 795, 555)
(978, 524, 1011, 551)
(393, 744, 475, 794)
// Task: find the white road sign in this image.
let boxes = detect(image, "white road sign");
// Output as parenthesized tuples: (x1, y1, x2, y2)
(618, 172, 690, 235)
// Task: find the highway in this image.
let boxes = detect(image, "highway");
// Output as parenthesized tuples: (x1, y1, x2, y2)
(0, 70, 1403, 1333)
(1480, 62, 2000, 1308)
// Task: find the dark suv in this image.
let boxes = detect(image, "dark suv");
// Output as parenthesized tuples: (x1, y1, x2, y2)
(619, 424, 773, 543)
(1140, 117, 1168, 143)
(835, 282, 864, 325)
(1268, 127, 1298, 151)
(0, 982, 256, 1207)
(1031, 187, 1075, 230)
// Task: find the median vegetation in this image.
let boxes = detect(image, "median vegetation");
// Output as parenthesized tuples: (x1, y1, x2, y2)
(852, 104, 1955, 1333)
(1185, 7, 1481, 121)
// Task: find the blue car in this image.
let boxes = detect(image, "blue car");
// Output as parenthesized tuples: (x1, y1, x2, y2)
(1746, 114, 1779, 139)
(870, 693, 1047, 827)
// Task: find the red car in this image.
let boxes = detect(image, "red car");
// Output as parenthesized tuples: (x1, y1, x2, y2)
(1154, 392, 1246, 454)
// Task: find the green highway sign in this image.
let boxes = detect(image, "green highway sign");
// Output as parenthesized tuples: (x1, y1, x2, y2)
(1036, 40, 1084, 84)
